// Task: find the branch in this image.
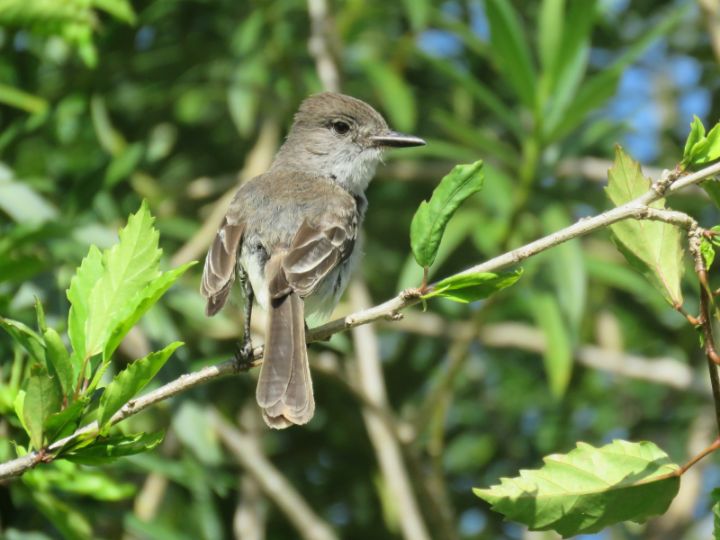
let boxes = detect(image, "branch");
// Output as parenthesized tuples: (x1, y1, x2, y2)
(209, 408, 338, 540)
(307, 0, 340, 93)
(2, 159, 720, 481)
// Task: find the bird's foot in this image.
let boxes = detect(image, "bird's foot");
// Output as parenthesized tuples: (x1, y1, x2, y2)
(233, 338, 255, 371)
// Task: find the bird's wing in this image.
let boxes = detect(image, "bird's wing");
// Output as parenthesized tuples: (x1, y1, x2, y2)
(268, 218, 356, 301)
(200, 217, 245, 315)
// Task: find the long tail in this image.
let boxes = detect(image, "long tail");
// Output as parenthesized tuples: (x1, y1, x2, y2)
(256, 291, 315, 428)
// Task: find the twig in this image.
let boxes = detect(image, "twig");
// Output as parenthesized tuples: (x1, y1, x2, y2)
(349, 281, 431, 540)
(307, 0, 340, 92)
(3, 159, 720, 481)
(209, 408, 338, 540)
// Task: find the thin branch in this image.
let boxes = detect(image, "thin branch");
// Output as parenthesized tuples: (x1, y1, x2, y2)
(3, 159, 720, 481)
(209, 408, 338, 540)
(307, 0, 340, 92)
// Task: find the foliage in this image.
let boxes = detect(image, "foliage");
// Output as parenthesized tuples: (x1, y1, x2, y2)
(2, 0, 719, 538)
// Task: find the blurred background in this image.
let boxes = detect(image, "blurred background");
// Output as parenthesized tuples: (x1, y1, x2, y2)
(1, 0, 720, 538)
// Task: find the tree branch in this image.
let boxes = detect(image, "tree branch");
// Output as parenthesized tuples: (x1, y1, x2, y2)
(2, 159, 720, 482)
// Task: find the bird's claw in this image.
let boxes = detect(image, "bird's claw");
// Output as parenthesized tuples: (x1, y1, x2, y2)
(233, 338, 255, 371)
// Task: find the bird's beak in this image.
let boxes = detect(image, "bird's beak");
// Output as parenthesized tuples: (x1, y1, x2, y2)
(371, 131, 426, 148)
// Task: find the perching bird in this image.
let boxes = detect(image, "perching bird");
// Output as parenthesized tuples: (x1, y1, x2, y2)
(201, 92, 425, 428)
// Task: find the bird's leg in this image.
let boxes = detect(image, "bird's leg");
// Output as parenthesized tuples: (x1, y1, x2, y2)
(234, 268, 255, 369)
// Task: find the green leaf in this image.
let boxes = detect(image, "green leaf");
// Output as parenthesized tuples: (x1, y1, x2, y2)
(0, 317, 45, 362)
(363, 62, 417, 132)
(485, 0, 536, 108)
(605, 147, 684, 306)
(84, 201, 162, 359)
(712, 488, 720, 540)
(24, 459, 135, 500)
(702, 237, 716, 270)
(97, 342, 182, 428)
(103, 261, 195, 361)
(23, 363, 63, 449)
(531, 293, 573, 398)
(34, 297, 47, 333)
(0, 83, 49, 114)
(423, 270, 522, 303)
(538, 0, 565, 77)
(402, 0, 429, 31)
(62, 431, 165, 465)
(43, 327, 75, 397)
(92, 0, 137, 24)
(43, 398, 89, 443)
(474, 439, 680, 537)
(686, 121, 720, 167)
(683, 115, 705, 162)
(67, 244, 104, 363)
(410, 160, 484, 268)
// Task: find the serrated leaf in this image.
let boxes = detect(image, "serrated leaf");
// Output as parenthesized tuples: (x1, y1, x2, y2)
(683, 115, 705, 161)
(62, 431, 165, 465)
(702, 238, 716, 270)
(23, 363, 63, 449)
(43, 327, 74, 397)
(67, 244, 103, 363)
(97, 342, 182, 428)
(424, 269, 521, 303)
(0, 316, 45, 362)
(605, 147, 684, 306)
(84, 201, 162, 359)
(103, 261, 195, 361)
(474, 440, 680, 537)
(44, 398, 89, 443)
(411, 161, 484, 268)
(531, 293, 573, 398)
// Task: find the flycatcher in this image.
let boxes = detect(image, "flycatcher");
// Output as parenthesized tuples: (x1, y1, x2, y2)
(201, 92, 425, 428)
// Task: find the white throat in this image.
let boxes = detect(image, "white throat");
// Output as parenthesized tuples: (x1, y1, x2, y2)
(326, 147, 382, 194)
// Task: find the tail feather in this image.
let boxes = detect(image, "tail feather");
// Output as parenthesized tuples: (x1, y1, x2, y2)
(257, 292, 315, 428)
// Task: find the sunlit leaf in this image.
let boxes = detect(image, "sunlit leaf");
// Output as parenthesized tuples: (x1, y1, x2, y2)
(475, 440, 680, 537)
(67, 244, 104, 364)
(423, 269, 521, 303)
(410, 160, 484, 268)
(605, 147, 684, 306)
(702, 237, 716, 270)
(97, 342, 182, 428)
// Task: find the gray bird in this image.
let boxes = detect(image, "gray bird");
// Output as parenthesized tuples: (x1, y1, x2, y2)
(201, 92, 425, 428)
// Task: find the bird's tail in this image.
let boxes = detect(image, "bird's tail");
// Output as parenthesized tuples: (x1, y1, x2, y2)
(256, 291, 315, 428)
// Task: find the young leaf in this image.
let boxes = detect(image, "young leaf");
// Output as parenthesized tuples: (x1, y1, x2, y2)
(62, 431, 165, 465)
(410, 160, 484, 268)
(531, 293, 573, 398)
(103, 261, 195, 360)
(474, 439, 680, 537)
(43, 327, 75, 397)
(97, 342, 182, 428)
(423, 269, 522, 303)
(712, 488, 720, 540)
(67, 244, 104, 363)
(84, 201, 162, 358)
(685, 121, 720, 167)
(683, 115, 705, 162)
(702, 237, 716, 270)
(0, 316, 45, 362)
(605, 147, 684, 306)
(23, 363, 63, 449)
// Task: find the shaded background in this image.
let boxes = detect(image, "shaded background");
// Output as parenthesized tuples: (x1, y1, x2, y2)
(1, 0, 720, 538)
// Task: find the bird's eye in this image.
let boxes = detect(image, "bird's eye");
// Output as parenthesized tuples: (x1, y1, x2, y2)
(331, 120, 350, 135)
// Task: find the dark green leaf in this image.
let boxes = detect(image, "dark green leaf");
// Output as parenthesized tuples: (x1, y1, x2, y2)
(62, 431, 165, 465)
(410, 161, 484, 268)
(23, 363, 63, 449)
(0, 317, 45, 362)
(474, 440, 680, 537)
(605, 147, 684, 306)
(43, 327, 75, 397)
(31, 491, 92, 540)
(97, 342, 182, 428)
(424, 269, 521, 303)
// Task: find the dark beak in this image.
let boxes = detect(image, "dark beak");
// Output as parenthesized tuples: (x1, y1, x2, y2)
(371, 131, 426, 148)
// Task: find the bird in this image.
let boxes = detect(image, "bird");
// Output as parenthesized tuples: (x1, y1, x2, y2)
(201, 92, 425, 428)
